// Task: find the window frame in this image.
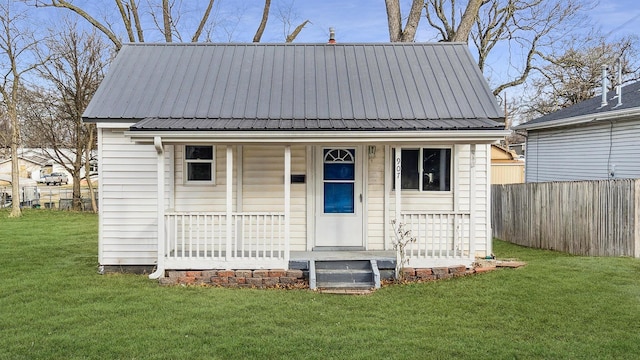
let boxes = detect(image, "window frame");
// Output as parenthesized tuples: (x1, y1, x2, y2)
(392, 146, 453, 192)
(184, 145, 216, 185)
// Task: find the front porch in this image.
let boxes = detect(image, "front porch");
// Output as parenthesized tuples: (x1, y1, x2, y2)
(158, 210, 475, 272)
(146, 142, 486, 279)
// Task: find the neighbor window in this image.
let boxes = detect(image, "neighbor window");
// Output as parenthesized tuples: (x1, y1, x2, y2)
(393, 148, 451, 191)
(185, 145, 214, 183)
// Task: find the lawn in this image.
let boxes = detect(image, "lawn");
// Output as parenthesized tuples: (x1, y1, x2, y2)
(1, 210, 639, 359)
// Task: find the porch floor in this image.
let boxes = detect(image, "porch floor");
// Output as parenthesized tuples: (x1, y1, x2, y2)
(290, 250, 395, 261)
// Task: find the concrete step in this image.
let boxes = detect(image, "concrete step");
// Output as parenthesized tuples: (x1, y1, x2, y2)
(315, 260, 371, 270)
(316, 281, 374, 290)
(313, 260, 376, 290)
(316, 269, 373, 284)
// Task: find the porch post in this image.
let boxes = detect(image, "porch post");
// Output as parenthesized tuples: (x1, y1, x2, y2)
(469, 144, 477, 258)
(226, 146, 233, 262)
(394, 147, 402, 222)
(149, 136, 165, 279)
(284, 145, 291, 265)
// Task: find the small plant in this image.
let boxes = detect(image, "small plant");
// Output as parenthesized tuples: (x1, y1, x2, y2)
(391, 219, 416, 281)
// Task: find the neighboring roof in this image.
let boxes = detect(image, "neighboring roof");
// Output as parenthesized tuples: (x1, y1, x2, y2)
(0, 154, 49, 167)
(515, 81, 640, 131)
(491, 144, 520, 161)
(84, 43, 504, 131)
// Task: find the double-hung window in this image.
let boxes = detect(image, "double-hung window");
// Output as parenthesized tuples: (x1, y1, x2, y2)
(394, 148, 451, 191)
(185, 145, 215, 184)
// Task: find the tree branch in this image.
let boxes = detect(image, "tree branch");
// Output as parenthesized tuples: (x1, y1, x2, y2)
(253, 0, 270, 43)
(285, 19, 309, 43)
(192, 0, 215, 42)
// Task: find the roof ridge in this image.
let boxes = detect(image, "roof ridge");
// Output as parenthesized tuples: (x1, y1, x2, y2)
(121, 42, 467, 47)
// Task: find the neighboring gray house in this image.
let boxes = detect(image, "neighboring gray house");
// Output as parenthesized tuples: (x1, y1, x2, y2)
(515, 81, 640, 182)
(83, 42, 506, 280)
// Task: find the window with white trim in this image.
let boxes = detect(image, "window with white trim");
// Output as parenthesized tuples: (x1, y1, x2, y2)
(393, 148, 451, 191)
(185, 145, 215, 184)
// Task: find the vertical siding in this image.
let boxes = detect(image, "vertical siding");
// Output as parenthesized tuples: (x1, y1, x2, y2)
(367, 147, 386, 250)
(100, 128, 159, 265)
(242, 145, 307, 251)
(380, 144, 491, 257)
(525, 119, 640, 182)
(492, 163, 525, 184)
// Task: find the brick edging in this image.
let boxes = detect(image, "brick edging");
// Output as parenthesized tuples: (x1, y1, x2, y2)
(159, 264, 500, 288)
(160, 269, 306, 288)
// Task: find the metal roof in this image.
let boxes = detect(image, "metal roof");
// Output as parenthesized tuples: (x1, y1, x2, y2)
(130, 117, 502, 131)
(516, 81, 640, 130)
(83, 43, 504, 131)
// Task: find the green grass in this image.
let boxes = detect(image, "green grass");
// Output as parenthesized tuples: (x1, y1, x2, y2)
(1, 210, 639, 359)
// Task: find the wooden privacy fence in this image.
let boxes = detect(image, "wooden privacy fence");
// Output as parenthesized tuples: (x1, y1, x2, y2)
(492, 179, 640, 258)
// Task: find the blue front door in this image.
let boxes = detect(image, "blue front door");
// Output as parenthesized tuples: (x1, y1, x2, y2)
(315, 147, 363, 248)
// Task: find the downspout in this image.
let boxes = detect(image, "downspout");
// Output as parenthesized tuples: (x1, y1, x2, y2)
(149, 136, 166, 279)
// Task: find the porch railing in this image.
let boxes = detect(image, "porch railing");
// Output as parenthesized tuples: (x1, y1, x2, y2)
(163, 212, 287, 269)
(401, 212, 473, 267)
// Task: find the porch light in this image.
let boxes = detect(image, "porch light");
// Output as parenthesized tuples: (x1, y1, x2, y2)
(368, 145, 376, 159)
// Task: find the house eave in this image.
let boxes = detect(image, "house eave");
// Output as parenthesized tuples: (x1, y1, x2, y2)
(124, 129, 510, 144)
(514, 107, 640, 131)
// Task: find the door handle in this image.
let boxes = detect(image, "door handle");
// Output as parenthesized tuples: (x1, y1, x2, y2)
(360, 194, 363, 202)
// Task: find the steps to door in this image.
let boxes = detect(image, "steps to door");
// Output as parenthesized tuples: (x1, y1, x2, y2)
(310, 260, 381, 291)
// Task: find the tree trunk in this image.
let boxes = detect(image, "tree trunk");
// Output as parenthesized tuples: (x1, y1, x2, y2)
(253, 0, 271, 43)
(451, 0, 484, 42)
(385, 0, 423, 43)
(85, 124, 97, 213)
(9, 102, 21, 217)
(162, 0, 172, 42)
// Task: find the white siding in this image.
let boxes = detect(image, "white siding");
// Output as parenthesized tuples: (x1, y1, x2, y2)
(367, 148, 386, 250)
(242, 146, 307, 251)
(172, 145, 308, 251)
(377, 144, 491, 256)
(98, 130, 493, 265)
(174, 145, 232, 211)
(99, 128, 160, 265)
(525, 118, 640, 182)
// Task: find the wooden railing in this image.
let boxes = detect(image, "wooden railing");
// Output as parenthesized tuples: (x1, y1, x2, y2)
(163, 212, 287, 269)
(401, 212, 473, 266)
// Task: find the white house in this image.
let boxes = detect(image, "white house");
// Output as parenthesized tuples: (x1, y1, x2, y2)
(83, 42, 506, 282)
(0, 148, 97, 184)
(515, 81, 640, 182)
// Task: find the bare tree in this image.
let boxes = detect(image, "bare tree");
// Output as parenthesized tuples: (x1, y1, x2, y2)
(0, 3, 45, 217)
(273, 0, 309, 43)
(474, 0, 586, 96)
(425, 0, 486, 42)
(32, 21, 109, 211)
(385, 0, 424, 42)
(522, 35, 640, 120)
(253, 0, 271, 42)
(33, 0, 216, 49)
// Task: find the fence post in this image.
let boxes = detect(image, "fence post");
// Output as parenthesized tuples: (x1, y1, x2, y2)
(635, 179, 640, 258)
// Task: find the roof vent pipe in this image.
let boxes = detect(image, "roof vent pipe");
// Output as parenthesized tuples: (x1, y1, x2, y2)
(615, 58, 623, 107)
(328, 27, 336, 44)
(600, 65, 608, 108)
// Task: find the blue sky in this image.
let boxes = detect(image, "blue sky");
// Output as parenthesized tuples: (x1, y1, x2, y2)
(25, 0, 640, 100)
(33, 1, 640, 44)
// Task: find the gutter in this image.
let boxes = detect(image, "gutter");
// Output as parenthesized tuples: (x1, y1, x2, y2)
(514, 107, 640, 131)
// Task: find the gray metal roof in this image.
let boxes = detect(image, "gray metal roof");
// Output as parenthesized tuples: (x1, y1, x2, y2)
(130, 117, 501, 131)
(84, 43, 504, 131)
(516, 81, 640, 130)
